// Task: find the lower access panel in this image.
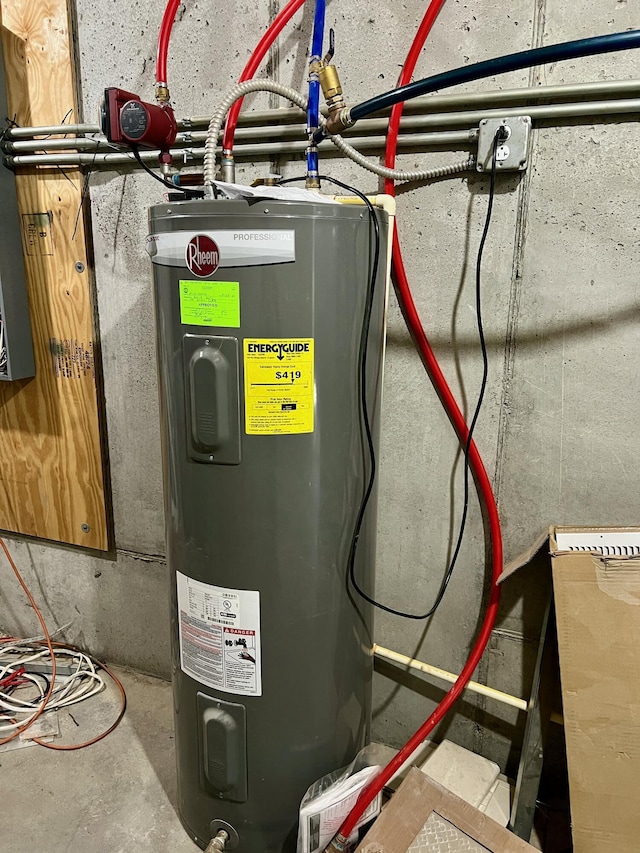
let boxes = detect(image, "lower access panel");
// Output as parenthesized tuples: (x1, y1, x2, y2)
(197, 692, 247, 802)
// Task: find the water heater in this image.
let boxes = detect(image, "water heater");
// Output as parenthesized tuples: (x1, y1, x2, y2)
(148, 196, 388, 853)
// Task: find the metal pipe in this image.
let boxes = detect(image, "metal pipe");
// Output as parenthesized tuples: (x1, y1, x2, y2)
(6, 122, 101, 138)
(5, 96, 640, 167)
(6, 78, 640, 140)
(394, 97, 640, 128)
(7, 92, 640, 159)
(4, 131, 475, 168)
(204, 830, 229, 853)
(182, 77, 640, 127)
(237, 94, 640, 134)
(5, 127, 474, 154)
(6, 137, 119, 153)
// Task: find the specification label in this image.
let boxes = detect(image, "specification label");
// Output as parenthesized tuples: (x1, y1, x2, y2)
(243, 338, 314, 435)
(179, 280, 240, 327)
(176, 572, 261, 696)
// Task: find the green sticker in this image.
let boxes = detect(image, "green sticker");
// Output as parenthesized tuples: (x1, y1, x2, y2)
(179, 280, 240, 327)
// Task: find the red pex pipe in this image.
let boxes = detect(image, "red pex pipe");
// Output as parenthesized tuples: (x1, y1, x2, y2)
(156, 0, 181, 85)
(222, 0, 306, 153)
(326, 1, 504, 847)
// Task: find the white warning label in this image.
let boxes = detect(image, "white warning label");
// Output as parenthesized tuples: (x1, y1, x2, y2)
(176, 572, 262, 696)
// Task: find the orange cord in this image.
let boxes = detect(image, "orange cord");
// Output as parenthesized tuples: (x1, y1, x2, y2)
(0, 537, 126, 749)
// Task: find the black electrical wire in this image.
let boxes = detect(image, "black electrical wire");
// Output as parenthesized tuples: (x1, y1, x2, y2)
(72, 139, 101, 242)
(287, 132, 502, 618)
(131, 147, 203, 198)
(363, 129, 503, 619)
(280, 152, 500, 619)
(313, 28, 640, 142)
(278, 174, 382, 615)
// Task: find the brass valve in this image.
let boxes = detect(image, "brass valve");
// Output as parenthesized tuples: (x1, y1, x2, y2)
(322, 106, 354, 137)
(308, 30, 353, 140)
(318, 64, 342, 104)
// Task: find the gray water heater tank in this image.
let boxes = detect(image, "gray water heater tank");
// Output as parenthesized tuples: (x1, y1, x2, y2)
(148, 197, 388, 853)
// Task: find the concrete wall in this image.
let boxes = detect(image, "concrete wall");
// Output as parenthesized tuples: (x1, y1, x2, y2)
(2, 0, 638, 776)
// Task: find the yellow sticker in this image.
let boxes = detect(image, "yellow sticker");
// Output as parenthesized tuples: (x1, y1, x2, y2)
(244, 338, 314, 435)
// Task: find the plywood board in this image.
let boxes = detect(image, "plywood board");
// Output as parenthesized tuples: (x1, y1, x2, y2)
(0, 0, 109, 549)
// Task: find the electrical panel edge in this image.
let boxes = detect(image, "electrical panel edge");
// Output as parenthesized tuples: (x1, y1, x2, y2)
(0, 37, 35, 381)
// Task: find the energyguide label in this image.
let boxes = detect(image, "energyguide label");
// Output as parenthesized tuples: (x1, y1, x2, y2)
(243, 338, 314, 435)
(176, 572, 262, 696)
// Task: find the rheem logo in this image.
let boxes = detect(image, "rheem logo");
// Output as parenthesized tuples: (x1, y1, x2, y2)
(185, 234, 220, 277)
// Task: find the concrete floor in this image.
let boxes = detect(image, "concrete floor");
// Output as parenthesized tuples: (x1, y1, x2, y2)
(1, 668, 197, 853)
(2, 666, 552, 853)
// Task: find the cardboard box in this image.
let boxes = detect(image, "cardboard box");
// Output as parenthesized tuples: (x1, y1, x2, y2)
(355, 768, 536, 853)
(500, 526, 640, 853)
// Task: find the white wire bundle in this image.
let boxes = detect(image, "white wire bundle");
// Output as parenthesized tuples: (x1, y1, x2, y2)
(0, 641, 106, 733)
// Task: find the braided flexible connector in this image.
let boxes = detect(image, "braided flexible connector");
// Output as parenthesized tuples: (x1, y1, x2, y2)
(330, 133, 476, 182)
(203, 80, 309, 185)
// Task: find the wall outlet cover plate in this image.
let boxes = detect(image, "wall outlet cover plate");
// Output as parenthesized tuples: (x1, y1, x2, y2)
(477, 116, 531, 172)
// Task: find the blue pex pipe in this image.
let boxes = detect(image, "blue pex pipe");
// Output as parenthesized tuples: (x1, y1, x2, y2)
(307, 0, 326, 152)
(308, 78, 321, 133)
(313, 28, 640, 141)
(306, 146, 319, 177)
(311, 0, 326, 63)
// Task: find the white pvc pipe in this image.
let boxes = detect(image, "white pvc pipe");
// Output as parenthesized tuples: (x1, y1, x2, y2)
(374, 646, 564, 725)
(373, 644, 528, 711)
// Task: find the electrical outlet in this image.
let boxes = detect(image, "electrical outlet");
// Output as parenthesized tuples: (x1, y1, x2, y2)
(476, 116, 531, 172)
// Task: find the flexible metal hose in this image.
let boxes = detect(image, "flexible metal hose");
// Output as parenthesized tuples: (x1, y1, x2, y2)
(204, 80, 308, 185)
(330, 133, 475, 181)
(205, 81, 475, 186)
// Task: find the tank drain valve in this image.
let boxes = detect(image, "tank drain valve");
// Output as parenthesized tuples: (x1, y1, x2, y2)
(204, 830, 229, 853)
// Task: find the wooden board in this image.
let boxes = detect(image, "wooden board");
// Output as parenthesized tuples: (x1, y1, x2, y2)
(356, 768, 536, 853)
(0, 0, 109, 550)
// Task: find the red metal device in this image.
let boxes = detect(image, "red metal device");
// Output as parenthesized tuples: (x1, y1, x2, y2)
(101, 87, 177, 151)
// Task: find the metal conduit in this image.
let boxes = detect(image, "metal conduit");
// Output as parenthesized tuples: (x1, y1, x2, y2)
(6, 96, 640, 168)
(183, 77, 640, 127)
(5, 96, 640, 167)
(4, 131, 476, 167)
(5, 78, 640, 140)
(4, 128, 476, 154)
